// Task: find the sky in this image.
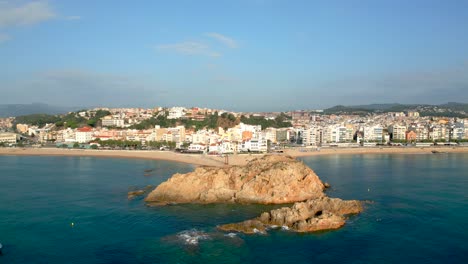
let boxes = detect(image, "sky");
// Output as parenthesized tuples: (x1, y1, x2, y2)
(1, 0, 468, 111)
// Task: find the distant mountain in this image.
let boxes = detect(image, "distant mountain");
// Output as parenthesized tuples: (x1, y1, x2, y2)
(0, 103, 81, 117)
(351, 103, 403, 111)
(324, 102, 468, 117)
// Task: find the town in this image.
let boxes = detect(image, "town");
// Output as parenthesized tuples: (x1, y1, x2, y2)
(1, 106, 467, 153)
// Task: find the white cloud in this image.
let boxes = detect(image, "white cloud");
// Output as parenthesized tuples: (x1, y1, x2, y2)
(0, 32, 10, 43)
(0, 1, 56, 28)
(156, 41, 221, 57)
(205, 32, 238, 48)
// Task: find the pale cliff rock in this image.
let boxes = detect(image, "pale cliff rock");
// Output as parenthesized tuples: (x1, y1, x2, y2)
(145, 155, 325, 205)
(218, 197, 363, 233)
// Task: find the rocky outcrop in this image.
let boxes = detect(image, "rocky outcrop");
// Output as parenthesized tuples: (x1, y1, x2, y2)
(218, 197, 363, 234)
(145, 155, 325, 205)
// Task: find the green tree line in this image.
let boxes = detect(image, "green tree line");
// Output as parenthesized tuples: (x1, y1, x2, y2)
(14, 110, 111, 129)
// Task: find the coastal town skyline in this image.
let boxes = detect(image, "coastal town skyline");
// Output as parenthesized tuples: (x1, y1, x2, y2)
(2, 1, 468, 110)
(2, 104, 467, 153)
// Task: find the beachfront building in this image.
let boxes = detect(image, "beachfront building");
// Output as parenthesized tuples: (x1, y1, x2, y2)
(0, 133, 18, 144)
(330, 125, 353, 143)
(406, 130, 417, 142)
(388, 125, 407, 141)
(416, 126, 429, 141)
(239, 136, 267, 153)
(264, 128, 277, 143)
(208, 143, 220, 154)
(188, 143, 206, 153)
(429, 125, 448, 141)
(363, 125, 383, 142)
(75, 127, 93, 143)
(220, 140, 236, 154)
(451, 123, 465, 140)
(302, 126, 320, 146)
(275, 128, 290, 143)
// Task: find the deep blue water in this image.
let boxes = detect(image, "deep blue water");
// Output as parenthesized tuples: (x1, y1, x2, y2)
(0, 154, 467, 263)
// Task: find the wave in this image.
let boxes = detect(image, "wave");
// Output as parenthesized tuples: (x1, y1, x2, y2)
(176, 229, 211, 245)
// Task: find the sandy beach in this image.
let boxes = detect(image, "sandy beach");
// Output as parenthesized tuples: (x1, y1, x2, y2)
(0, 148, 226, 167)
(0, 146, 467, 167)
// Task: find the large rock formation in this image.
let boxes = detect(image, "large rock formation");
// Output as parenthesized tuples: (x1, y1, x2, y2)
(218, 197, 363, 234)
(145, 155, 325, 205)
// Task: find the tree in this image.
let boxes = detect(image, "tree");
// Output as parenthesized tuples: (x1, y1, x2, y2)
(73, 142, 80, 148)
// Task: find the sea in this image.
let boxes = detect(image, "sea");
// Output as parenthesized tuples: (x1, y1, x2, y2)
(0, 153, 467, 264)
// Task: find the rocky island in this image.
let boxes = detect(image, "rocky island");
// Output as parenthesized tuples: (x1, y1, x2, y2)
(145, 155, 363, 234)
(145, 155, 325, 205)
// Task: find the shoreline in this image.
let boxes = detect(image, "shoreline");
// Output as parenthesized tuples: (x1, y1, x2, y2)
(0, 146, 467, 166)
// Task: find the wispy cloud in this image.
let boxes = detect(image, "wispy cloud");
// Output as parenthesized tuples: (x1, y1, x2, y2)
(156, 41, 221, 57)
(205, 32, 237, 48)
(0, 32, 10, 43)
(0, 1, 56, 28)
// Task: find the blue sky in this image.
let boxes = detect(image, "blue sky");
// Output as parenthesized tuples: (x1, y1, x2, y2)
(1, 0, 468, 111)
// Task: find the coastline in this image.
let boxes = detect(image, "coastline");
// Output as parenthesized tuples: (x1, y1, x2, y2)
(0, 146, 467, 167)
(284, 146, 468, 158)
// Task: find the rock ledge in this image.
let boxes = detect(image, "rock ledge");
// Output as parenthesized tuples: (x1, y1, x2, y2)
(218, 197, 363, 234)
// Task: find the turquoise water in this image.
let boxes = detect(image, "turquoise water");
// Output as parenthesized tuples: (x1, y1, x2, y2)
(0, 154, 467, 263)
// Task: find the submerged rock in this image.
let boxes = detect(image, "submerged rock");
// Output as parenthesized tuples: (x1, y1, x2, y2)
(145, 155, 325, 205)
(128, 185, 154, 200)
(218, 197, 363, 233)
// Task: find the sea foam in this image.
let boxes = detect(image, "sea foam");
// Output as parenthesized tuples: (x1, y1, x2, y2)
(176, 229, 210, 245)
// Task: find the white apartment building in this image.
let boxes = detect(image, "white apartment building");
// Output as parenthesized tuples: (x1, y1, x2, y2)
(208, 143, 220, 154)
(75, 127, 93, 143)
(416, 126, 429, 141)
(167, 107, 185, 119)
(389, 125, 407, 140)
(363, 125, 383, 142)
(240, 137, 267, 153)
(239, 123, 261, 133)
(302, 126, 320, 146)
(188, 143, 206, 152)
(101, 116, 125, 127)
(329, 125, 353, 143)
(451, 124, 465, 140)
(429, 125, 447, 141)
(192, 132, 208, 144)
(220, 141, 236, 154)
